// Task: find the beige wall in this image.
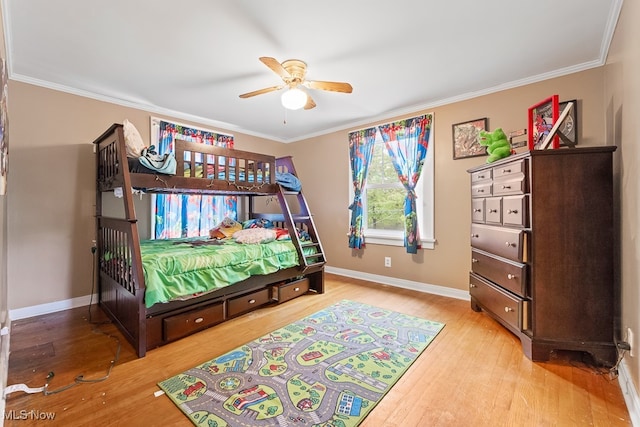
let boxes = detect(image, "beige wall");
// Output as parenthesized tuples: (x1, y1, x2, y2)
(288, 68, 607, 291)
(6, 82, 287, 309)
(605, 0, 640, 400)
(7, 67, 610, 306)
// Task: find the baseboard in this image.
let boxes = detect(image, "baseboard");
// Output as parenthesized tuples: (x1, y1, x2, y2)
(325, 266, 470, 301)
(619, 359, 640, 426)
(8, 294, 97, 321)
(0, 317, 10, 427)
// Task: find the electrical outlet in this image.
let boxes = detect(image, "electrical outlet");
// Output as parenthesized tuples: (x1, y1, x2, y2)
(384, 257, 391, 268)
(628, 327, 635, 357)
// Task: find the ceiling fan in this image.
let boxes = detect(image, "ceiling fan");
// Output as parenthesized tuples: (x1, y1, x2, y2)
(239, 57, 353, 110)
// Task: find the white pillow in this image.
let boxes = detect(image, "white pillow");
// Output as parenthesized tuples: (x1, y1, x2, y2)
(123, 119, 146, 158)
(232, 228, 277, 244)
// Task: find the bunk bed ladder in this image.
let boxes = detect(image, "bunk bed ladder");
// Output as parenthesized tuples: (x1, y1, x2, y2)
(275, 158, 326, 272)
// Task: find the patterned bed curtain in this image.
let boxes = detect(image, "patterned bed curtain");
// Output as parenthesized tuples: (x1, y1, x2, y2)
(154, 121, 237, 239)
(377, 114, 433, 254)
(348, 127, 377, 249)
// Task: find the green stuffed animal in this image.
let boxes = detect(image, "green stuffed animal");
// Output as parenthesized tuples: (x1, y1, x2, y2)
(478, 128, 513, 163)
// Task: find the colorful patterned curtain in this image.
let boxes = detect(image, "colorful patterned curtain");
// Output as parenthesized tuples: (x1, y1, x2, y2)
(348, 127, 377, 249)
(154, 121, 237, 238)
(377, 114, 433, 253)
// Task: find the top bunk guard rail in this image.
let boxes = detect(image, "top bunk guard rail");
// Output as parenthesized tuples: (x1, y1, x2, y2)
(93, 123, 279, 195)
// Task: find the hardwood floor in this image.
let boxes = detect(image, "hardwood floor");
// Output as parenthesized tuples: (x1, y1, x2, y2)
(4, 274, 632, 426)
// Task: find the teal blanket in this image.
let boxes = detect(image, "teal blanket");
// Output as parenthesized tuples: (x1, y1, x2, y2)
(140, 238, 306, 308)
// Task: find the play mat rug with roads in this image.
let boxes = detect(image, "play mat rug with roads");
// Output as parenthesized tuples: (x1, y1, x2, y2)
(158, 299, 445, 426)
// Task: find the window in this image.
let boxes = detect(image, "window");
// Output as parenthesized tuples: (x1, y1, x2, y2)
(150, 118, 236, 239)
(350, 126, 435, 249)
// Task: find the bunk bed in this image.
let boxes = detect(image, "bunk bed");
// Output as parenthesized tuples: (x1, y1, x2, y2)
(93, 123, 325, 357)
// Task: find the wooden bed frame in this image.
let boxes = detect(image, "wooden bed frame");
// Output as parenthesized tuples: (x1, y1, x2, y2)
(93, 124, 325, 357)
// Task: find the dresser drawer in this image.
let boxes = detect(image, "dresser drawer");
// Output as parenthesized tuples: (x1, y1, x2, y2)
(470, 224, 527, 262)
(492, 175, 526, 196)
(471, 249, 527, 297)
(502, 195, 529, 227)
(471, 169, 492, 183)
(492, 159, 525, 179)
(471, 182, 491, 198)
(485, 197, 502, 224)
(228, 288, 271, 317)
(469, 273, 529, 332)
(471, 198, 485, 223)
(163, 301, 225, 342)
(273, 278, 310, 304)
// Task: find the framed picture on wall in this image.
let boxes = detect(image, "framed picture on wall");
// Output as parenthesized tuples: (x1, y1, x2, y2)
(452, 117, 488, 160)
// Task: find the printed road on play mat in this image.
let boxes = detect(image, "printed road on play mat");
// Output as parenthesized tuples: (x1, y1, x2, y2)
(158, 299, 445, 426)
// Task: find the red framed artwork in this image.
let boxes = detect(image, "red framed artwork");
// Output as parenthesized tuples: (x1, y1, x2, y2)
(528, 95, 559, 150)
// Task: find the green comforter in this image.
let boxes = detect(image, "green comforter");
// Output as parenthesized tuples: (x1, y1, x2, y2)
(140, 238, 306, 308)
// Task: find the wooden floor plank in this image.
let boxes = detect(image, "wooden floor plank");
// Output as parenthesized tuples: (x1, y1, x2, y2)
(4, 274, 632, 426)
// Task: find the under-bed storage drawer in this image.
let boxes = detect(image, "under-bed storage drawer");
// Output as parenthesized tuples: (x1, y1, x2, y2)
(163, 302, 225, 342)
(228, 288, 271, 317)
(273, 278, 310, 304)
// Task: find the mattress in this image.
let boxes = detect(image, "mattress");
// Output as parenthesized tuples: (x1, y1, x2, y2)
(140, 237, 311, 308)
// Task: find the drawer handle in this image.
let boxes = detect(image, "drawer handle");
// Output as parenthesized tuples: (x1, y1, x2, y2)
(469, 283, 477, 288)
(501, 185, 511, 189)
(489, 209, 497, 213)
(471, 233, 479, 238)
(505, 241, 515, 247)
(473, 208, 482, 213)
(194, 317, 204, 324)
(507, 209, 518, 214)
(294, 287, 300, 292)
(502, 169, 511, 173)
(478, 175, 485, 179)
(477, 189, 485, 193)
(507, 274, 516, 280)
(472, 258, 478, 263)
(504, 307, 514, 313)
(248, 299, 256, 304)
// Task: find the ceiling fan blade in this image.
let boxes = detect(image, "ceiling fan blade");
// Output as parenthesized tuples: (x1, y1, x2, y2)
(304, 80, 353, 93)
(239, 85, 283, 98)
(304, 94, 316, 110)
(259, 57, 291, 79)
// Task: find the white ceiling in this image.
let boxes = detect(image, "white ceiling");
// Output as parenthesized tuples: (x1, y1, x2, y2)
(3, 0, 623, 143)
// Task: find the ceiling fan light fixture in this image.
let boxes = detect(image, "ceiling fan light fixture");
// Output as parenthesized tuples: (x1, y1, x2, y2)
(281, 87, 307, 110)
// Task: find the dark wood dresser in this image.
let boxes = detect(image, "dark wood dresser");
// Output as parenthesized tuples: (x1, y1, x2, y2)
(467, 146, 617, 365)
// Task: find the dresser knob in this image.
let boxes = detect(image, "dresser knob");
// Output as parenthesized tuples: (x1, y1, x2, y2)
(504, 307, 514, 313)
(472, 258, 478, 263)
(489, 209, 497, 213)
(505, 241, 514, 247)
(477, 189, 485, 193)
(502, 185, 511, 189)
(471, 234, 479, 238)
(473, 208, 481, 212)
(502, 169, 511, 173)
(478, 175, 485, 179)
(507, 274, 516, 279)
(507, 209, 518, 214)
(249, 299, 256, 304)
(469, 283, 477, 288)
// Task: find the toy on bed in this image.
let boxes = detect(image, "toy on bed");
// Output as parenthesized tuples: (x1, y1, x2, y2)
(209, 217, 243, 239)
(478, 128, 514, 163)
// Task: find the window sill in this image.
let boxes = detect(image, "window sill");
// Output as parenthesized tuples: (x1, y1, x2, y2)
(364, 233, 435, 250)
